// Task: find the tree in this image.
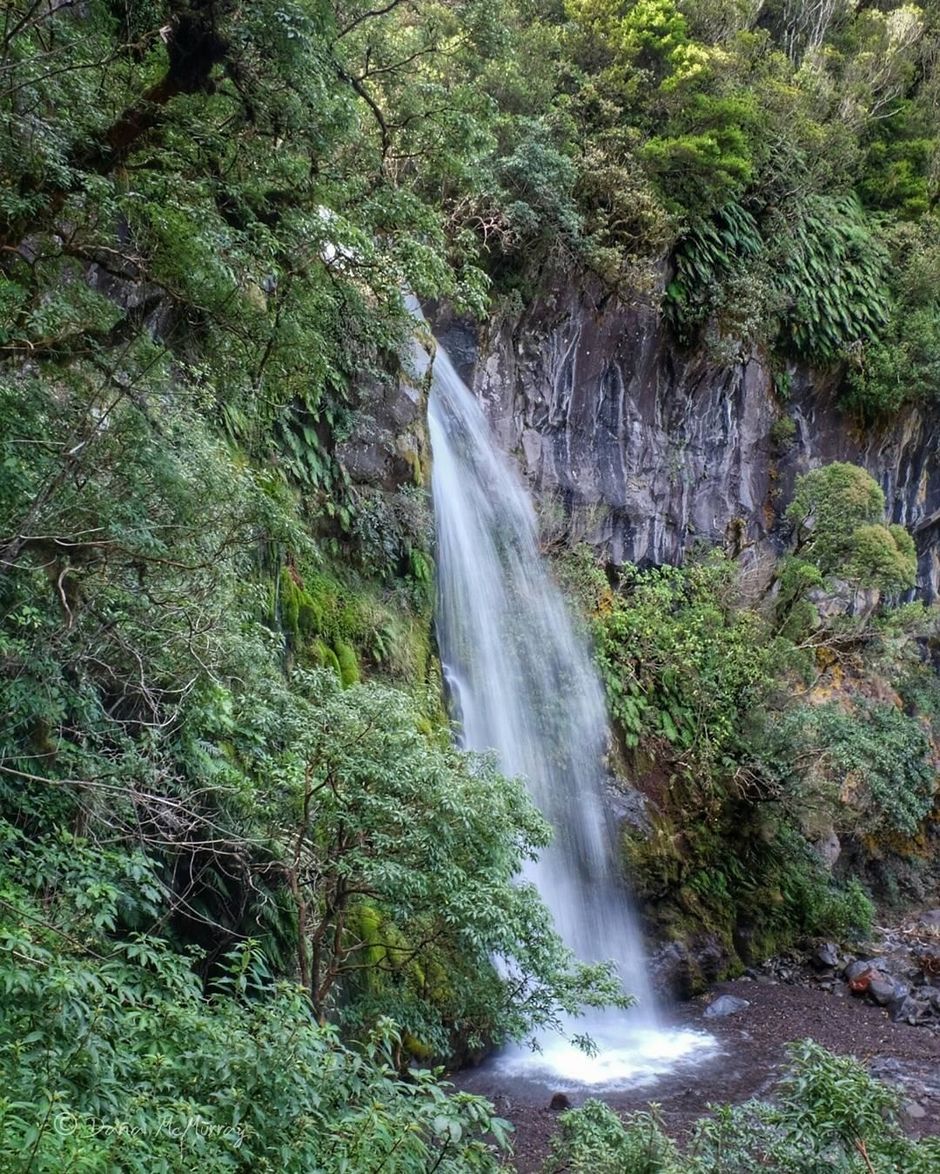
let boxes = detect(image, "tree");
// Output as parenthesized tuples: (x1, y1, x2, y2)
(274, 676, 625, 1052)
(785, 462, 916, 592)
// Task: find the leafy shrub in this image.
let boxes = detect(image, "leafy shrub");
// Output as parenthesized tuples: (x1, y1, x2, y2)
(845, 217, 940, 417)
(0, 905, 513, 1173)
(667, 196, 891, 365)
(804, 702, 935, 837)
(545, 1101, 679, 1173)
(545, 1041, 940, 1173)
(785, 462, 916, 594)
(593, 555, 777, 773)
(775, 195, 890, 363)
(665, 201, 765, 346)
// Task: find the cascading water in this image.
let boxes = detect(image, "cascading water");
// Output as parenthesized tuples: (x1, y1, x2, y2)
(423, 327, 713, 1088)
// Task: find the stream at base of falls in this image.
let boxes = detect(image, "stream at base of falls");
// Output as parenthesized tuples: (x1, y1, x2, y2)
(422, 321, 714, 1088)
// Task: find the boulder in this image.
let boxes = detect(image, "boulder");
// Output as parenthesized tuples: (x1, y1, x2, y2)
(648, 935, 734, 1000)
(892, 994, 933, 1025)
(704, 994, 750, 1019)
(813, 829, 842, 871)
(903, 1101, 927, 1120)
(867, 974, 898, 1006)
(605, 783, 653, 838)
(812, 942, 840, 970)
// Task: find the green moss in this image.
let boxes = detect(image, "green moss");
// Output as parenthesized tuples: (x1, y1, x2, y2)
(311, 640, 342, 682)
(333, 640, 360, 688)
(348, 904, 385, 969)
(402, 1032, 433, 1060)
(278, 567, 301, 645)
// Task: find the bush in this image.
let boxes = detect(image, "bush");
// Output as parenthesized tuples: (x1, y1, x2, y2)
(785, 462, 916, 595)
(0, 913, 513, 1173)
(545, 1101, 679, 1173)
(545, 1042, 940, 1173)
(592, 555, 777, 773)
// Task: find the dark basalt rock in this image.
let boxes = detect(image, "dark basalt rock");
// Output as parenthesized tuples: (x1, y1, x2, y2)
(649, 934, 734, 1000)
(433, 278, 940, 599)
(867, 974, 899, 1006)
(337, 371, 427, 493)
(605, 782, 653, 838)
(812, 942, 840, 970)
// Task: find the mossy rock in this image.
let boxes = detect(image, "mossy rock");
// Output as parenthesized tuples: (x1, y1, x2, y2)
(402, 1031, 433, 1060)
(333, 640, 360, 687)
(311, 640, 342, 682)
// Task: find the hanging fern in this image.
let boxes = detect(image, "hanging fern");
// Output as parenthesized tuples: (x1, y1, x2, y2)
(776, 195, 891, 363)
(665, 201, 764, 345)
(666, 194, 891, 366)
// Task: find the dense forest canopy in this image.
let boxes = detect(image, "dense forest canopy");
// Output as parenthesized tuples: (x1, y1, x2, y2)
(1, 1, 939, 1170)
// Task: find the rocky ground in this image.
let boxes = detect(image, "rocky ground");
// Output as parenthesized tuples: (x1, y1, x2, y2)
(763, 909, 940, 1029)
(454, 912, 940, 1172)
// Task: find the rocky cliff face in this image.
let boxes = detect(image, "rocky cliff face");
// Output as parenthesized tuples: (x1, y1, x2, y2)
(434, 277, 940, 598)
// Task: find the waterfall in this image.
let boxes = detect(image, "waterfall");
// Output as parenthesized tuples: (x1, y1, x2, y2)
(422, 325, 713, 1087)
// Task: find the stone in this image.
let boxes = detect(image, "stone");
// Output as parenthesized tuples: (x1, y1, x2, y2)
(887, 981, 911, 1012)
(903, 1101, 927, 1120)
(813, 829, 841, 871)
(605, 783, 653, 838)
(648, 935, 733, 1001)
(812, 942, 840, 970)
(920, 909, 940, 929)
(867, 975, 897, 1006)
(893, 995, 931, 1025)
(844, 960, 871, 982)
(549, 1093, 571, 1111)
(704, 994, 750, 1019)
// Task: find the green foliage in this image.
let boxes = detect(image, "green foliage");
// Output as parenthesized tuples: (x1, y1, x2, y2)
(332, 640, 360, 687)
(668, 196, 891, 365)
(0, 893, 513, 1172)
(567, 492, 928, 968)
(768, 701, 936, 838)
(2, 3, 939, 1164)
(845, 218, 940, 417)
(847, 523, 918, 593)
(1, 3, 654, 1145)
(546, 1042, 940, 1173)
(784, 462, 916, 595)
(665, 201, 764, 346)
(776, 195, 890, 363)
(545, 1101, 679, 1173)
(593, 555, 777, 774)
(268, 676, 626, 1047)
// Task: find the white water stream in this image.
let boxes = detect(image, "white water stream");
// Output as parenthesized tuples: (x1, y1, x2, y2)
(419, 321, 712, 1088)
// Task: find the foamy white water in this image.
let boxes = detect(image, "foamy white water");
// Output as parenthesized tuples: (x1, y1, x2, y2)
(418, 315, 712, 1085)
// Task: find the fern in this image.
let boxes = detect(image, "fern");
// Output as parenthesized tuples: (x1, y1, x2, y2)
(666, 195, 891, 366)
